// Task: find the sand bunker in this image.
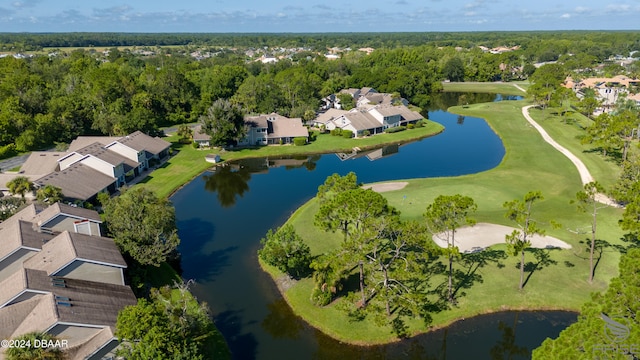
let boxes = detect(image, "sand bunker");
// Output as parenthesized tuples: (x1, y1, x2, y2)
(362, 182, 408, 193)
(432, 223, 571, 253)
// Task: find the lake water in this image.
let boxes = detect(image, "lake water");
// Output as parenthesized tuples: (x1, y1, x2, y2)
(171, 94, 576, 359)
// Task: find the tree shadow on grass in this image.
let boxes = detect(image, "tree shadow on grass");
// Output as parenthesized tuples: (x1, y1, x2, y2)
(451, 249, 508, 300)
(616, 233, 640, 254)
(521, 248, 558, 289)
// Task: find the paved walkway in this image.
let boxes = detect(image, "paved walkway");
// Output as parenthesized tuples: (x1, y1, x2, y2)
(521, 105, 619, 207)
(512, 83, 527, 93)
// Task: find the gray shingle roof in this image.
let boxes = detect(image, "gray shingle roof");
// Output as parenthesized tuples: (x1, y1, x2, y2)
(20, 152, 66, 175)
(23, 231, 126, 276)
(116, 131, 170, 155)
(341, 111, 382, 131)
(33, 202, 101, 227)
(68, 137, 122, 152)
(314, 109, 348, 125)
(193, 125, 211, 141)
(267, 114, 309, 139)
(0, 220, 55, 261)
(34, 163, 116, 201)
(0, 268, 136, 327)
(74, 142, 139, 172)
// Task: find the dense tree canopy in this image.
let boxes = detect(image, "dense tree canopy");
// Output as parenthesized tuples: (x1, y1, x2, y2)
(199, 99, 246, 147)
(258, 224, 311, 278)
(103, 187, 180, 266)
(116, 285, 228, 360)
(533, 248, 640, 359)
(0, 31, 637, 157)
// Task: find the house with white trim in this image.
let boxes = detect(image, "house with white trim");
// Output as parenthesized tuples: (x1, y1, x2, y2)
(316, 104, 423, 137)
(17, 131, 170, 202)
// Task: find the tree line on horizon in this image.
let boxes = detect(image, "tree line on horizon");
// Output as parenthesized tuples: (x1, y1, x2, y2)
(1, 31, 639, 160)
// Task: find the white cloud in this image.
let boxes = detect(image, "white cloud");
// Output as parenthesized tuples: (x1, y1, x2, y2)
(606, 4, 631, 13)
(574, 6, 590, 14)
(560, 13, 571, 19)
(11, 0, 41, 9)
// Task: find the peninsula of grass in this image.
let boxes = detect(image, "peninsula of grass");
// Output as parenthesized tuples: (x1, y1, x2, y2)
(267, 99, 627, 345)
(138, 121, 443, 198)
(441, 81, 526, 95)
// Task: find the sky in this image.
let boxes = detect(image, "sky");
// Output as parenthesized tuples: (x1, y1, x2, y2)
(0, 0, 639, 33)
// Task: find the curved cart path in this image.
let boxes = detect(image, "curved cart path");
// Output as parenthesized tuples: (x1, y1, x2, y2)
(521, 105, 619, 207)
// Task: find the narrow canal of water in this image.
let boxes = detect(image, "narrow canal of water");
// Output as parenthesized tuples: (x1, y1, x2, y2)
(172, 95, 576, 359)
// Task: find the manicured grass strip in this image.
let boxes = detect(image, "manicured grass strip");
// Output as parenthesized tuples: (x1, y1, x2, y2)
(526, 107, 621, 189)
(442, 81, 526, 95)
(281, 100, 626, 344)
(220, 123, 443, 161)
(138, 123, 444, 198)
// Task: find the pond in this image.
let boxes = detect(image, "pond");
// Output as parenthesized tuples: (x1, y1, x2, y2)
(172, 94, 575, 359)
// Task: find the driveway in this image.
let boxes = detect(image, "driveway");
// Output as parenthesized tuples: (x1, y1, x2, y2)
(0, 153, 30, 173)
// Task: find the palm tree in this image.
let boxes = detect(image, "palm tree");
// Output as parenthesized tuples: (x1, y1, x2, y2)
(36, 185, 64, 204)
(6, 176, 33, 199)
(5, 332, 65, 360)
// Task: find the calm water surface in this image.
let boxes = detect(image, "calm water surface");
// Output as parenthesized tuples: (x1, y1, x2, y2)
(172, 95, 576, 359)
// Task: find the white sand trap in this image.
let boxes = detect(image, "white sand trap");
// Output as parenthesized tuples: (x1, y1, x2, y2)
(362, 181, 408, 193)
(432, 223, 571, 253)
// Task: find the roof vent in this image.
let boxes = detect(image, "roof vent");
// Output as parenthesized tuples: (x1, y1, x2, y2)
(51, 278, 66, 288)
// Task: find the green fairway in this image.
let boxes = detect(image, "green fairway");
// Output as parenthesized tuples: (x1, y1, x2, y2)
(526, 107, 621, 189)
(278, 99, 627, 344)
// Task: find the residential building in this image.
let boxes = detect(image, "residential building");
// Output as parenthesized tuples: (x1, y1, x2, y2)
(0, 202, 136, 360)
(194, 114, 309, 147)
(15, 131, 170, 203)
(315, 104, 423, 138)
(192, 125, 211, 147)
(240, 113, 309, 146)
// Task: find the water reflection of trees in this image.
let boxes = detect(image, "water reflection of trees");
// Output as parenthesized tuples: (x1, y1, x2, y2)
(489, 314, 529, 360)
(262, 298, 304, 339)
(202, 165, 251, 207)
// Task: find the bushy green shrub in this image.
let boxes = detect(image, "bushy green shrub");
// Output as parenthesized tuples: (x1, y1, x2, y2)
(330, 128, 342, 136)
(258, 225, 311, 278)
(192, 141, 200, 149)
(293, 137, 307, 146)
(342, 130, 353, 138)
(385, 126, 407, 133)
(407, 123, 415, 129)
(362, 130, 371, 137)
(0, 144, 17, 160)
(311, 287, 333, 306)
(416, 119, 426, 127)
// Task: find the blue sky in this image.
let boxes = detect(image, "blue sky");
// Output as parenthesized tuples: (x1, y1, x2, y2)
(0, 0, 639, 32)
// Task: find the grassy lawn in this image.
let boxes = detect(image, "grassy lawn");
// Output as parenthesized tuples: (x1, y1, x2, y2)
(526, 107, 622, 189)
(137, 122, 443, 198)
(442, 81, 526, 95)
(276, 99, 627, 344)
